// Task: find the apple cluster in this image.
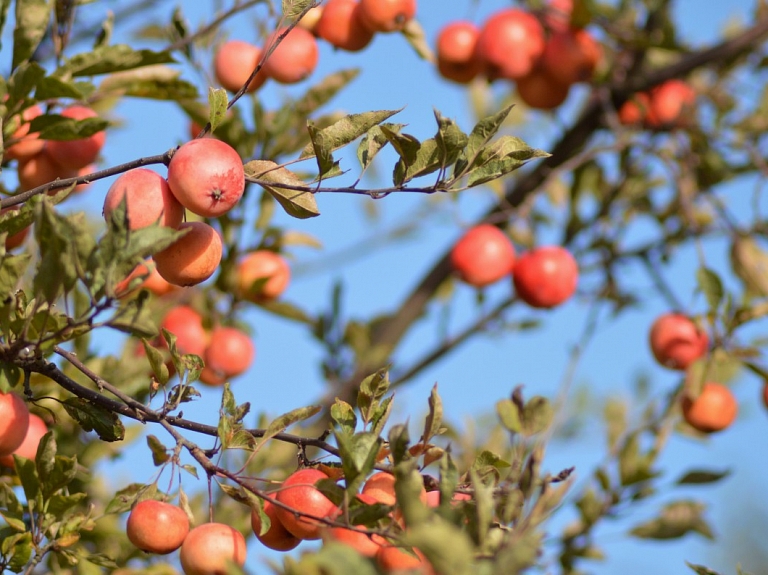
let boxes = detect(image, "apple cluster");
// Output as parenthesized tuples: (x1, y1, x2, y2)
(618, 79, 697, 129)
(434, 2, 601, 110)
(450, 224, 579, 309)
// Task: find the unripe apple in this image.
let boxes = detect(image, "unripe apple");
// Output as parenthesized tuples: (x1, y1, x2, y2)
(263, 27, 319, 84)
(236, 250, 291, 301)
(0, 413, 47, 467)
(167, 139, 245, 218)
(681, 382, 738, 433)
(316, 0, 375, 52)
(3, 104, 45, 162)
(516, 68, 571, 110)
(0, 392, 30, 457)
(45, 105, 106, 170)
(213, 40, 266, 93)
(436, 21, 482, 84)
(475, 9, 545, 81)
(199, 326, 255, 386)
(648, 313, 708, 371)
(357, 0, 416, 33)
(450, 224, 515, 287)
(512, 246, 578, 308)
(154, 221, 223, 287)
(251, 499, 301, 551)
(275, 468, 339, 540)
(103, 168, 184, 230)
(126, 500, 190, 554)
(159, 305, 208, 358)
(179, 522, 247, 575)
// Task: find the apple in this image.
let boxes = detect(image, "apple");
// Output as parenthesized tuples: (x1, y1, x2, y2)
(474, 8, 545, 80)
(213, 40, 266, 93)
(251, 499, 301, 551)
(179, 522, 247, 575)
(681, 382, 738, 433)
(199, 326, 255, 386)
(323, 493, 382, 557)
(540, 28, 601, 85)
(17, 149, 77, 191)
(512, 246, 578, 308)
(450, 224, 515, 287)
(236, 250, 291, 301)
(1, 206, 31, 251)
(357, 0, 416, 33)
(45, 105, 106, 170)
(435, 21, 482, 84)
(649, 313, 708, 370)
(316, 0, 375, 52)
(0, 413, 47, 467)
(618, 93, 652, 125)
(154, 221, 223, 287)
(166, 139, 245, 218)
(0, 392, 30, 457)
(263, 26, 319, 84)
(3, 104, 45, 162)
(159, 305, 208, 358)
(103, 168, 184, 230)
(376, 543, 432, 573)
(275, 468, 339, 540)
(646, 79, 696, 128)
(516, 68, 571, 110)
(126, 500, 190, 554)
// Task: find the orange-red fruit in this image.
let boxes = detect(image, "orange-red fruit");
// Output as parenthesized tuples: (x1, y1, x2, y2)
(0, 392, 30, 457)
(541, 28, 601, 85)
(475, 9, 545, 80)
(436, 21, 482, 84)
(45, 106, 106, 170)
(543, 0, 574, 33)
(0, 413, 47, 467)
(425, 490, 471, 507)
(516, 68, 571, 110)
(126, 500, 190, 555)
(646, 79, 696, 128)
(214, 40, 266, 93)
(263, 27, 319, 84)
(376, 544, 432, 573)
(618, 93, 651, 125)
(154, 221, 223, 287)
(649, 313, 708, 371)
(316, 0, 374, 52)
(251, 499, 301, 551)
(17, 149, 77, 191)
(115, 260, 179, 298)
(298, 6, 325, 34)
(275, 468, 339, 540)
(159, 305, 208, 358)
(200, 327, 255, 386)
(512, 246, 578, 309)
(4, 104, 45, 162)
(450, 224, 515, 287)
(236, 250, 291, 301)
(358, 0, 416, 33)
(681, 382, 738, 433)
(362, 472, 428, 508)
(167, 139, 244, 218)
(179, 522, 247, 575)
(1, 206, 30, 251)
(103, 168, 184, 230)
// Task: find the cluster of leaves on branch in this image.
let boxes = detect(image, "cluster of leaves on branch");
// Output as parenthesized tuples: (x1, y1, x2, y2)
(0, 0, 768, 574)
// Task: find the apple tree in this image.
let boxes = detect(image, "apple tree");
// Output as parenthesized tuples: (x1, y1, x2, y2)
(1, 0, 767, 573)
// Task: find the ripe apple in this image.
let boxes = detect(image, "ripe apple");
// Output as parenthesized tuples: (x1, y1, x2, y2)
(275, 468, 339, 540)
(376, 543, 432, 573)
(362, 471, 428, 507)
(450, 224, 515, 287)
(543, 0, 574, 33)
(179, 522, 247, 575)
(474, 8, 545, 81)
(618, 93, 651, 125)
(0, 392, 30, 457)
(649, 313, 708, 370)
(435, 21, 482, 84)
(512, 246, 578, 308)
(316, 0, 375, 52)
(646, 79, 696, 128)
(3, 104, 45, 162)
(424, 489, 471, 507)
(45, 105, 106, 170)
(681, 382, 738, 433)
(159, 305, 208, 358)
(126, 500, 190, 554)
(115, 259, 179, 298)
(103, 168, 184, 230)
(357, 0, 416, 33)
(516, 68, 571, 110)
(0, 413, 47, 467)
(540, 28, 601, 85)
(199, 326, 255, 386)
(236, 250, 291, 302)
(323, 494, 382, 557)
(263, 27, 319, 84)
(213, 40, 266, 93)
(1, 206, 30, 251)
(251, 499, 301, 551)
(17, 149, 77, 191)
(154, 221, 223, 287)
(167, 139, 245, 218)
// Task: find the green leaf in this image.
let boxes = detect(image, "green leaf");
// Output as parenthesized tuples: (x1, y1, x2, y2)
(33, 201, 80, 302)
(0, 0, 11, 54)
(630, 501, 711, 540)
(30, 113, 109, 141)
(357, 123, 404, 171)
(454, 105, 514, 178)
(109, 296, 159, 339)
(334, 431, 381, 494)
(305, 121, 336, 178)
(434, 110, 468, 170)
(330, 398, 357, 435)
(496, 399, 521, 434)
(15, 457, 40, 504)
(301, 109, 402, 160)
(282, 0, 314, 20)
(7, 61, 46, 101)
(2, 531, 33, 572)
(675, 468, 731, 485)
(208, 86, 228, 132)
(34, 75, 88, 99)
(142, 338, 170, 385)
(464, 136, 549, 187)
(357, 368, 390, 425)
(388, 424, 410, 465)
(404, 519, 474, 575)
(98, 65, 198, 100)
(62, 398, 125, 442)
(686, 563, 724, 575)
(696, 267, 724, 311)
(421, 384, 443, 443)
(245, 160, 320, 219)
(59, 45, 176, 77)
(147, 435, 170, 466)
(0, 252, 31, 296)
(12, 0, 51, 70)
(258, 405, 321, 447)
(380, 126, 421, 186)
(521, 396, 553, 436)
